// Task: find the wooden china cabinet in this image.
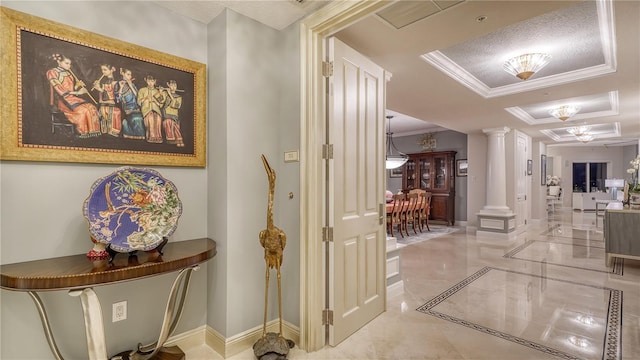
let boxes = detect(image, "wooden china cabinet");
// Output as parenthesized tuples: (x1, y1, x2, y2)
(402, 150, 456, 225)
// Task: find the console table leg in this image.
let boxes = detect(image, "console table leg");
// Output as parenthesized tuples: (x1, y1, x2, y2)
(27, 291, 65, 360)
(69, 288, 108, 360)
(128, 265, 198, 360)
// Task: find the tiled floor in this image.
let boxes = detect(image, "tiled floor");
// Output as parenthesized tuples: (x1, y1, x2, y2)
(188, 209, 640, 359)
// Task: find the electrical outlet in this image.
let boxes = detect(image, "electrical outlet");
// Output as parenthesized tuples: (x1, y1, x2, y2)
(112, 301, 127, 322)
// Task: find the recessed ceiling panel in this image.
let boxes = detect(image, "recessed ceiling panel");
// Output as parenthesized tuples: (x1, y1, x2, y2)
(540, 122, 621, 143)
(505, 91, 619, 125)
(421, 0, 616, 98)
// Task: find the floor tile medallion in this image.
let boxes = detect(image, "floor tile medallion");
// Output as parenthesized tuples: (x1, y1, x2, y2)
(416, 267, 622, 360)
(504, 240, 623, 275)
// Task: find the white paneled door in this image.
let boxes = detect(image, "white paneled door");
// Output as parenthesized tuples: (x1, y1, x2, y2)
(326, 37, 386, 346)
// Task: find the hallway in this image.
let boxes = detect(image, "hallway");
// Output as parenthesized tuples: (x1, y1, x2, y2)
(191, 209, 640, 359)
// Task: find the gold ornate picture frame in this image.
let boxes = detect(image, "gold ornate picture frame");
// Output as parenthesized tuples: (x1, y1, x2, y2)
(1, 7, 207, 167)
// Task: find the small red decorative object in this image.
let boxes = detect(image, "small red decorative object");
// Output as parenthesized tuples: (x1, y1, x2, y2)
(86, 248, 109, 261)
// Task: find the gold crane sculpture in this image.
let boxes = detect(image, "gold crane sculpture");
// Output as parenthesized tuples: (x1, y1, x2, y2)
(253, 155, 293, 359)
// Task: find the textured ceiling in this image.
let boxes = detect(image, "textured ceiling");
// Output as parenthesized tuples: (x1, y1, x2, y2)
(505, 91, 619, 126)
(336, 0, 639, 146)
(436, 1, 605, 89)
(146, 0, 639, 146)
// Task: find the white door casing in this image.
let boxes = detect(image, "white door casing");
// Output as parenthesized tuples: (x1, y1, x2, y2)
(299, 1, 392, 352)
(327, 37, 386, 346)
(515, 131, 529, 227)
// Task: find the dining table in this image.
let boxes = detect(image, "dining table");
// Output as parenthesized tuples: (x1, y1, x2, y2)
(386, 200, 410, 214)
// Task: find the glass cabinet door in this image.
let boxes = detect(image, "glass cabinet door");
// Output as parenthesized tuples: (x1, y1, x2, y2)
(419, 158, 431, 189)
(404, 160, 416, 189)
(434, 156, 447, 190)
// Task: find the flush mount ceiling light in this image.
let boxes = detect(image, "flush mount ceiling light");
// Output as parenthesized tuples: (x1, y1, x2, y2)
(385, 115, 409, 169)
(503, 53, 551, 80)
(566, 125, 591, 137)
(549, 105, 581, 121)
(576, 133, 594, 143)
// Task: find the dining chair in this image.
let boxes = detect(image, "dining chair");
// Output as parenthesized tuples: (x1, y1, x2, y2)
(408, 189, 426, 232)
(419, 192, 432, 231)
(412, 192, 424, 233)
(387, 193, 405, 238)
(403, 193, 420, 235)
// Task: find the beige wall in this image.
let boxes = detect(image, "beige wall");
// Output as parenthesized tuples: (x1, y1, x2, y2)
(465, 132, 488, 227)
(208, 9, 301, 337)
(1, 1, 300, 358)
(0, 2, 210, 358)
(547, 145, 627, 207)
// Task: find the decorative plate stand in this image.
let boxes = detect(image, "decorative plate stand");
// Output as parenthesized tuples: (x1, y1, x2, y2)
(83, 167, 182, 262)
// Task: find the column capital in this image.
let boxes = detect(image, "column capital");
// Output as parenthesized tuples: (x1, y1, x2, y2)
(482, 127, 511, 136)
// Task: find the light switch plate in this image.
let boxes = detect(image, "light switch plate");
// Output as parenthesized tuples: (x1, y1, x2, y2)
(284, 150, 299, 163)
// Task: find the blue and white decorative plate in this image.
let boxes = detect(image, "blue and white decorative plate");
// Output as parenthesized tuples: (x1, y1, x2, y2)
(83, 167, 182, 253)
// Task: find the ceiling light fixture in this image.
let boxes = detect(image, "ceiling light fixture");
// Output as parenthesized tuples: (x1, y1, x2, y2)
(385, 115, 409, 169)
(549, 105, 581, 121)
(576, 134, 594, 143)
(503, 53, 551, 80)
(567, 125, 591, 137)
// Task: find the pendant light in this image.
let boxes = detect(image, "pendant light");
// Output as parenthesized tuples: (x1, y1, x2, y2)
(385, 115, 408, 169)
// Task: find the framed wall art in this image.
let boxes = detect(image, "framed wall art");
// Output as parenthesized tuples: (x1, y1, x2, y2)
(389, 167, 404, 178)
(0, 7, 207, 167)
(541, 154, 547, 185)
(456, 159, 468, 177)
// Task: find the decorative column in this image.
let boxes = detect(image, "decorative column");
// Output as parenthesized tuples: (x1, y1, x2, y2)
(477, 127, 516, 235)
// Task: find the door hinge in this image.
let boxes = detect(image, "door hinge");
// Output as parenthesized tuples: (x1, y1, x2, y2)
(322, 144, 334, 159)
(322, 309, 333, 325)
(322, 226, 333, 242)
(322, 61, 333, 77)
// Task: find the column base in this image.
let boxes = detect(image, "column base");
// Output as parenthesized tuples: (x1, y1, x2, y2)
(476, 212, 516, 234)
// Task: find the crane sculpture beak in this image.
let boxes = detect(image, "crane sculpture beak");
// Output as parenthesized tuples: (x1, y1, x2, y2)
(261, 154, 275, 179)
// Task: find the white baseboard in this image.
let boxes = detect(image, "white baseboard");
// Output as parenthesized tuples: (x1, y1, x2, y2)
(165, 324, 207, 350)
(205, 325, 226, 357)
(194, 319, 300, 358)
(387, 280, 404, 299)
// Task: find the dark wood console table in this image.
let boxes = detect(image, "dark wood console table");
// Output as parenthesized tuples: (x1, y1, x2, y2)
(1, 238, 216, 360)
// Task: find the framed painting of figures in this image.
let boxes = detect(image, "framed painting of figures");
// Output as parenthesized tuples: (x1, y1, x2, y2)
(0, 7, 207, 167)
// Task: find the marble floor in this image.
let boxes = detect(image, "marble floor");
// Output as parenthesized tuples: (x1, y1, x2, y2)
(187, 209, 640, 359)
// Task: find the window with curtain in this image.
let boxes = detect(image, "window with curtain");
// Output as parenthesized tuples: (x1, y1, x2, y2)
(572, 162, 608, 192)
